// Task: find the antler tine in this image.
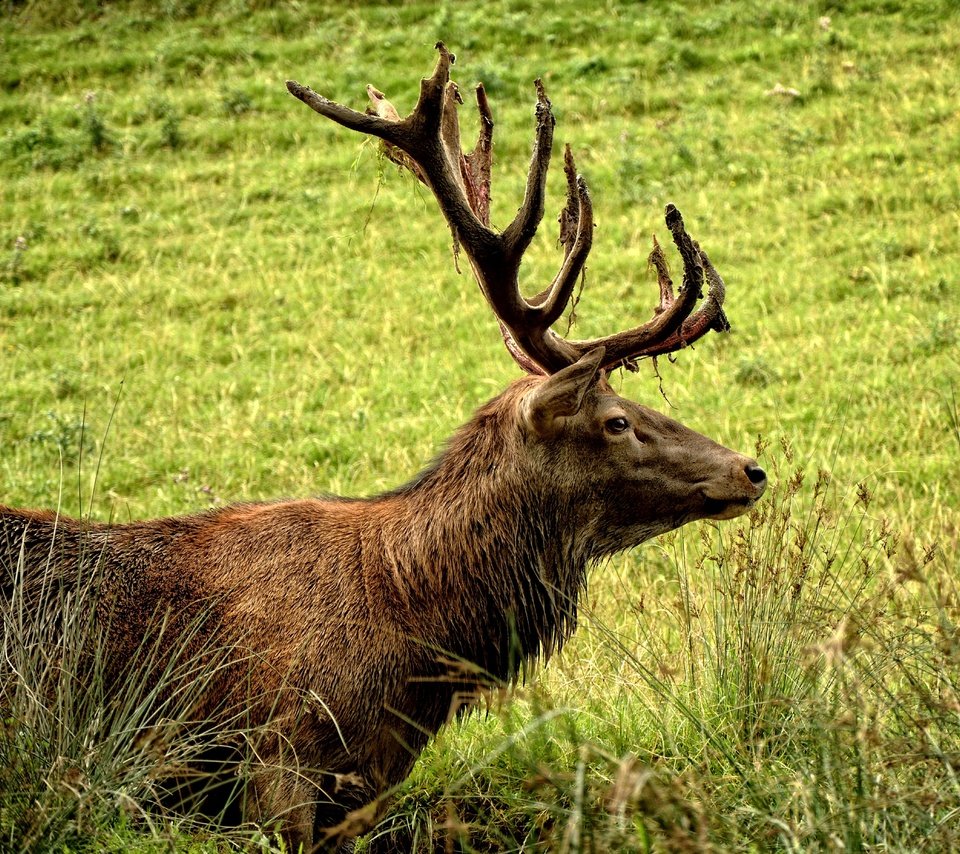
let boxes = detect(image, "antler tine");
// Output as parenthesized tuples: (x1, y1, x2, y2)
(500, 80, 555, 264)
(464, 84, 494, 227)
(493, 146, 593, 376)
(288, 44, 498, 266)
(536, 146, 593, 327)
(556, 205, 728, 369)
(285, 80, 399, 141)
(490, 144, 594, 374)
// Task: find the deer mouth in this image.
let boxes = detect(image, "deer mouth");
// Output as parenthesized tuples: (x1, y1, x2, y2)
(701, 462, 767, 520)
(702, 494, 758, 520)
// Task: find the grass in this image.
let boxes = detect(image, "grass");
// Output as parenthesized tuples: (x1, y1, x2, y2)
(1, 0, 958, 850)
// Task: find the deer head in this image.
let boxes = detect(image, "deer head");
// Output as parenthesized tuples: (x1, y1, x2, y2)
(515, 350, 766, 557)
(287, 44, 766, 551)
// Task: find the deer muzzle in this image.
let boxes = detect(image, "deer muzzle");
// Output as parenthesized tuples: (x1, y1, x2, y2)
(701, 457, 767, 520)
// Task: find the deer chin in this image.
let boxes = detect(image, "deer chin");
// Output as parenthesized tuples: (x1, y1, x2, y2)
(702, 495, 758, 521)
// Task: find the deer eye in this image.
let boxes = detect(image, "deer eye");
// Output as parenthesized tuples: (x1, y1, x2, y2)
(605, 416, 631, 435)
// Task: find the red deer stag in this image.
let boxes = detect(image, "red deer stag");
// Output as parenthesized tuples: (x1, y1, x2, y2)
(1, 45, 766, 851)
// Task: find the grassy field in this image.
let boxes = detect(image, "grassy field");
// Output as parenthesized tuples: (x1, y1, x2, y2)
(1, 0, 958, 850)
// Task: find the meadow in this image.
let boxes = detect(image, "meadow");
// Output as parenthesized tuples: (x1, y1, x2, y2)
(1, 0, 958, 849)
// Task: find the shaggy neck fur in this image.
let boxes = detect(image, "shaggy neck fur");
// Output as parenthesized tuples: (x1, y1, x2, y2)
(375, 380, 590, 685)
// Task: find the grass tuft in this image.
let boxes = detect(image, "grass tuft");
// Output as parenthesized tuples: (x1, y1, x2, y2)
(0, 518, 287, 851)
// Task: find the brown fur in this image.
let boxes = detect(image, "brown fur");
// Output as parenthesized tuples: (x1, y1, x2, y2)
(1, 371, 764, 849)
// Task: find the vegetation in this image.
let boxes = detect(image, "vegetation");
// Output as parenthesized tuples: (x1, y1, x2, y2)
(1, 0, 957, 850)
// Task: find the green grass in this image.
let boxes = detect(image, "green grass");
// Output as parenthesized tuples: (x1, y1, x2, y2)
(1, 0, 958, 850)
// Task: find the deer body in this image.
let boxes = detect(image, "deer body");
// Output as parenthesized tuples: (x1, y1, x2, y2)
(1, 373, 763, 846)
(2, 47, 767, 850)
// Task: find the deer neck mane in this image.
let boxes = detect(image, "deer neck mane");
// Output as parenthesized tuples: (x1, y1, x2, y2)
(380, 382, 590, 683)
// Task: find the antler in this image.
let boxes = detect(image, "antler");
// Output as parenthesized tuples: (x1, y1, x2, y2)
(287, 43, 729, 375)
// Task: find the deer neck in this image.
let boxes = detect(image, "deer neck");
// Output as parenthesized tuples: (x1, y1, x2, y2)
(380, 399, 590, 682)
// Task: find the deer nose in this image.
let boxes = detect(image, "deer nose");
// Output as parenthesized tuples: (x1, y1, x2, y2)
(744, 462, 767, 490)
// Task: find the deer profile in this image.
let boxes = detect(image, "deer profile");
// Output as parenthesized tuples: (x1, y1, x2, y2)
(1, 45, 765, 851)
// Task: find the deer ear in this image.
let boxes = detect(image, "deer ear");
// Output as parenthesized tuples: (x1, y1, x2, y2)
(522, 347, 605, 436)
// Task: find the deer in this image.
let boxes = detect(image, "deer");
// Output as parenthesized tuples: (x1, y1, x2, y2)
(0, 44, 766, 852)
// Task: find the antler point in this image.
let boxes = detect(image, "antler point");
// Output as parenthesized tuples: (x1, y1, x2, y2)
(664, 203, 682, 229)
(435, 41, 455, 64)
